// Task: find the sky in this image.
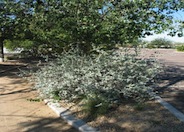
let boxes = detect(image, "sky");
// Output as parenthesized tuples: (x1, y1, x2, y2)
(143, 10, 184, 43)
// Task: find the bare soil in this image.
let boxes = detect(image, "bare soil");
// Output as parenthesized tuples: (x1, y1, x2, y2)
(0, 62, 78, 132)
(60, 99, 184, 132)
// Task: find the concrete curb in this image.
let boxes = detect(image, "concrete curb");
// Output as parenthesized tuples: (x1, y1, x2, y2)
(151, 93, 184, 122)
(44, 99, 99, 132)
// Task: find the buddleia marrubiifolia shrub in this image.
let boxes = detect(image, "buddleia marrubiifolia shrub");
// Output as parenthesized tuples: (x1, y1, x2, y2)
(33, 50, 160, 104)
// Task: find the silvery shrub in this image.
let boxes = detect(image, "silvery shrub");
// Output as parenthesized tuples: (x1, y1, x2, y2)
(32, 49, 160, 103)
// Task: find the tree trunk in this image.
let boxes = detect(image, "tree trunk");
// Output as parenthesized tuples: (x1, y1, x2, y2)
(0, 38, 4, 62)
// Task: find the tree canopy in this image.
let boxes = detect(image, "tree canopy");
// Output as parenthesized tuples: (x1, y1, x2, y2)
(0, 0, 184, 60)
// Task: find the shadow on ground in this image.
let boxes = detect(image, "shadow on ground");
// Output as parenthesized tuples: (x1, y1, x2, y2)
(0, 87, 34, 96)
(18, 117, 77, 132)
(155, 65, 184, 92)
(0, 58, 45, 78)
(83, 100, 184, 132)
(153, 64, 184, 113)
(0, 61, 78, 132)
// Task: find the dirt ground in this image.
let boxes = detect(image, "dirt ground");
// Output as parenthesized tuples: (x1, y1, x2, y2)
(0, 63, 78, 132)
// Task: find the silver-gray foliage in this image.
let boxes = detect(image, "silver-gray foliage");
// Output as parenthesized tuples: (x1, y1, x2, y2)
(32, 50, 160, 103)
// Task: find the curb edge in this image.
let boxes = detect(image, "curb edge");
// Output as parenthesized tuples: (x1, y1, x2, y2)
(44, 99, 99, 132)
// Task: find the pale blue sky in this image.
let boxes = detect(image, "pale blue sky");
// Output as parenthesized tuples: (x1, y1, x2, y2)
(143, 10, 184, 43)
(173, 10, 184, 21)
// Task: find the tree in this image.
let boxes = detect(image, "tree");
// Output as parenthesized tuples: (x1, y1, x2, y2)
(1, 0, 184, 59)
(27, 0, 184, 53)
(0, 0, 13, 61)
(0, 0, 29, 61)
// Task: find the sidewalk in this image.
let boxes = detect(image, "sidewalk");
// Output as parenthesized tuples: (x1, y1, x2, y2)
(0, 65, 78, 132)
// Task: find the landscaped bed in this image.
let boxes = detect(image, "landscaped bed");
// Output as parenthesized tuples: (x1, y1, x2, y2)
(22, 48, 184, 132)
(59, 99, 184, 132)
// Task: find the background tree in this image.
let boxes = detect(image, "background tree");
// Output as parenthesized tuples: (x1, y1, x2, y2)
(0, 0, 34, 61)
(0, 0, 15, 61)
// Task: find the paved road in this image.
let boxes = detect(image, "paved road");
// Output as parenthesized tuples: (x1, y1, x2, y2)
(0, 65, 78, 132)
(140, 49, 184, 114)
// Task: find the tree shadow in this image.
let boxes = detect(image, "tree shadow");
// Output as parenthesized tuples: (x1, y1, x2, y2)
(151, 64, 184, 114)
(154, 65, 184, 92)
(81, 100, 184, 132)
(18, 117, 78, 132)
(0, 63, 22, 72)
(0, 71, 35, 96)
(161, 89, 184, 114)
(0, 60, 43, 78)
(0, 64, 31, 78)
(0, 113, 78, 132)
(0, 60, 78, 132)
(0, 87, 34, 96)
